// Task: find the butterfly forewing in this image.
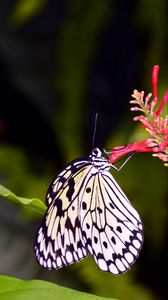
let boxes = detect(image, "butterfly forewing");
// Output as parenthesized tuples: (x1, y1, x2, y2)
(34, 148, 144, 274)
(34, 158, 92, 269)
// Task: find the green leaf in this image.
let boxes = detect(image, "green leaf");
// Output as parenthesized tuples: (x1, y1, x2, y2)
(0, 184, 46, 215)
(0, 275, 117, 300)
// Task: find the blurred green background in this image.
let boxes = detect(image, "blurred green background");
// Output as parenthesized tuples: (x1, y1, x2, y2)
(0, 1, 167, 300)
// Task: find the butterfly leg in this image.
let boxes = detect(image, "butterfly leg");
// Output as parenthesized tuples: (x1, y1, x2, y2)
(103, 149, 134, 171)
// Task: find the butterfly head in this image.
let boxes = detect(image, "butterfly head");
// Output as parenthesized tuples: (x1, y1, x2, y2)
(90, 148, 111, 171)
(91, 148, 102, 157)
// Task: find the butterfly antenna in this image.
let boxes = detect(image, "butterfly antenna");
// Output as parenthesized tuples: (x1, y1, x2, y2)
(92, 113, 98, 149)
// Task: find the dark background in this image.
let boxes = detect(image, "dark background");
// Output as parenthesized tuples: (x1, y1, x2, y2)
(0, 1, 167, 299)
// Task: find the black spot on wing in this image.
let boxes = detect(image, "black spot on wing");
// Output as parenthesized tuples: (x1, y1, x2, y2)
(66, 178, 75, 201)
(82, 202, 87, 210)
(97, 207, 102, 214)
(116, 226, 122, 233)
(65, 217, 74, 231)
(111, 236, 116, 244)
(86, 223, 90, 229)
(109, 203, 115, 209)
(65, 216, 81, 239)
(86, 187, 91, 193)
(61, 235, 65, 247)
(103, 241, 108, 249)
(55, 199, 64, 217)
(94, 236, 98, 244)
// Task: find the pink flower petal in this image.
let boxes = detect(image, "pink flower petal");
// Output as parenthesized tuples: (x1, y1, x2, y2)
(152, 65, 159, 98)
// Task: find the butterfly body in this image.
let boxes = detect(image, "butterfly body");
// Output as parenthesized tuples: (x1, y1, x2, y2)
(34, 148, 143, 274)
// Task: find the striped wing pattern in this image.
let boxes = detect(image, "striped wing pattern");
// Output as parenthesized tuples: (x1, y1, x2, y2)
(80, 171, 143, 274)
(34, 159, 91, 269)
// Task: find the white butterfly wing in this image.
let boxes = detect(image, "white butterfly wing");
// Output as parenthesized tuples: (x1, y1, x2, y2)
(34, 151, 144, 274)
(34, 159, 92, 269)
(81, 170, 144, 274)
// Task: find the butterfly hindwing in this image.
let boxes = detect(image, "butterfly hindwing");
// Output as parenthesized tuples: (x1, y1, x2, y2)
(81, 170, 143, 274)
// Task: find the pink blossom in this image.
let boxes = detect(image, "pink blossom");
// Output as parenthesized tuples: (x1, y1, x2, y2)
(108, 65, 168, 166)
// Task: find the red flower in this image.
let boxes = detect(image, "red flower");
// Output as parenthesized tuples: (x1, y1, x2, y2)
(108, 65, 168, 166)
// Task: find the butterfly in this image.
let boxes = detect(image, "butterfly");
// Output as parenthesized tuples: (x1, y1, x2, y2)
(34, 147, 143, 274)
